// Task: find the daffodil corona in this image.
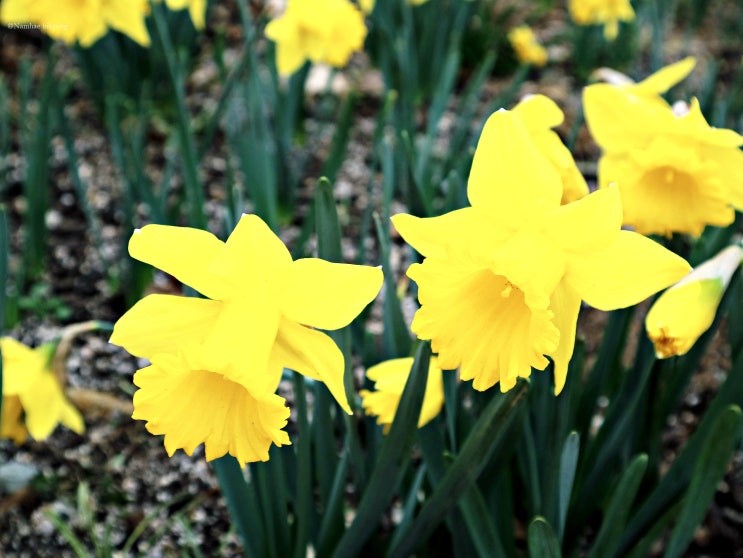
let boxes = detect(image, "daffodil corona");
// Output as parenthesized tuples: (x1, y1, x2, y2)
(393, 108, 690, 394)
(0, 0, 151, 47)
(584, 58, 743, 237)
(111, 214, 383, 463)
(265, 0, 367, 76)
(646, 244, 743, 358)
(360, 356, 445, 432)
(0, 337, 84, 443)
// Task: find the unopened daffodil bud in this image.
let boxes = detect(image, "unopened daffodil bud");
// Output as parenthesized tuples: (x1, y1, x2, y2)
(646, 244, 743, 358)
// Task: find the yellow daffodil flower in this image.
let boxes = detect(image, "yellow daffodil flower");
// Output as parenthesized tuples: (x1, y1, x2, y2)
(392, 109, 690, 394)
(132, 347, 291, 466)
(360, 356, 445, 432)
(584, 60, 743, 237)
(0, 0, 151, 47)
(512, 95, 588, 204)
(1, 337, 84, 442)
(508, 26, 548, 68)
(646, 244, 742, 358)
(568, 0, 635, 40)
(265, 0, 367, 76)
(110, 214, 382, 463)
(159, 0, 206, 29)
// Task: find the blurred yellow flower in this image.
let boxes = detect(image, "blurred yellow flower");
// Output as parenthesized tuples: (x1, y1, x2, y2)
(358, 0, 428, 14)
(512, 95, 588, 204)
(584, 60, 743, 237)
(265, 0, 367, 75)
(508, 26, 548, 68)
(646, 244, 742, 358)
(392, 109, 690, 394)
(0, 337, 84, 443)
(568, 0, 634, 40)
(0, 0, 150, 47)
(161, 0, 206, 29)
(360, 356, 445, 432)
(132, 347, 291, 466)
(111, 213, 382, 421)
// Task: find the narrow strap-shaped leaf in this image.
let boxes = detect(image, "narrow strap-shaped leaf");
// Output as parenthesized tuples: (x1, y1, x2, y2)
(316, 450, 349, 557)
(373, 213, 412, 359)
(663, 405, 742, 558)
(388, 380, 529, 558)
(212, 456, 265, 558)
(150, 3, 206, 230)
(331, 341, 431, 558)
(0, 208, 7, 431)
(292, 375, 311, 558)
(528, 517, 562, 558)
(618, 354, 743, 554)
(588, 453, 648, 558)
(557, 432, 580, 541)
(417, 423, 504, 558)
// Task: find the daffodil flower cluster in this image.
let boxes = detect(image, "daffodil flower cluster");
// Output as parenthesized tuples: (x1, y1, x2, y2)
(1, 337, 84, 444)
(265, 0, 367, 76)
(110, 214, 383, 465)
(392, 108, 690, 394)
(568, 0, 635, 40)
(584, 57, 743, 237)
(0, 0, 207, 47)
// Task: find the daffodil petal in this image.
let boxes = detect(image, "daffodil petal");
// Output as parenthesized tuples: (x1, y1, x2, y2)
(110, 295, 222, 358)
(468, 109, 562, 223)
(211, 214, 292, 289)
(129, 225, 230, 300)
(565, 230, 691, 310)
(21, 372, 64, 440)
(546, 186, 621, 253)
(0, 337, 47, 394)
(1, 396, 27, 443)
(635, 56, 695, 95)
(273, 319, 351, 414)
(512, 94, 564, 130)
(392, 209, 500, 259)
(549, 281, 582, 394)
(583, 84, 676, 152)
(133, 357, 291, 467)
(279, 258, 382, 330)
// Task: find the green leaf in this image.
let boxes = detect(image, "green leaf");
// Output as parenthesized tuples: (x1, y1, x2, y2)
(557, 432, 580, 541)
(212, 456, 265, 558)
(618, 354, 743, 554)
(663, 405, 742, 558)
(528, 517, 562, 558)
(0, 208, 7, 420)
(374, 213, 412, 359)
(588, 453, 648, 558)
(330, 341, 431, 558)
(388, 380, 529, 558)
